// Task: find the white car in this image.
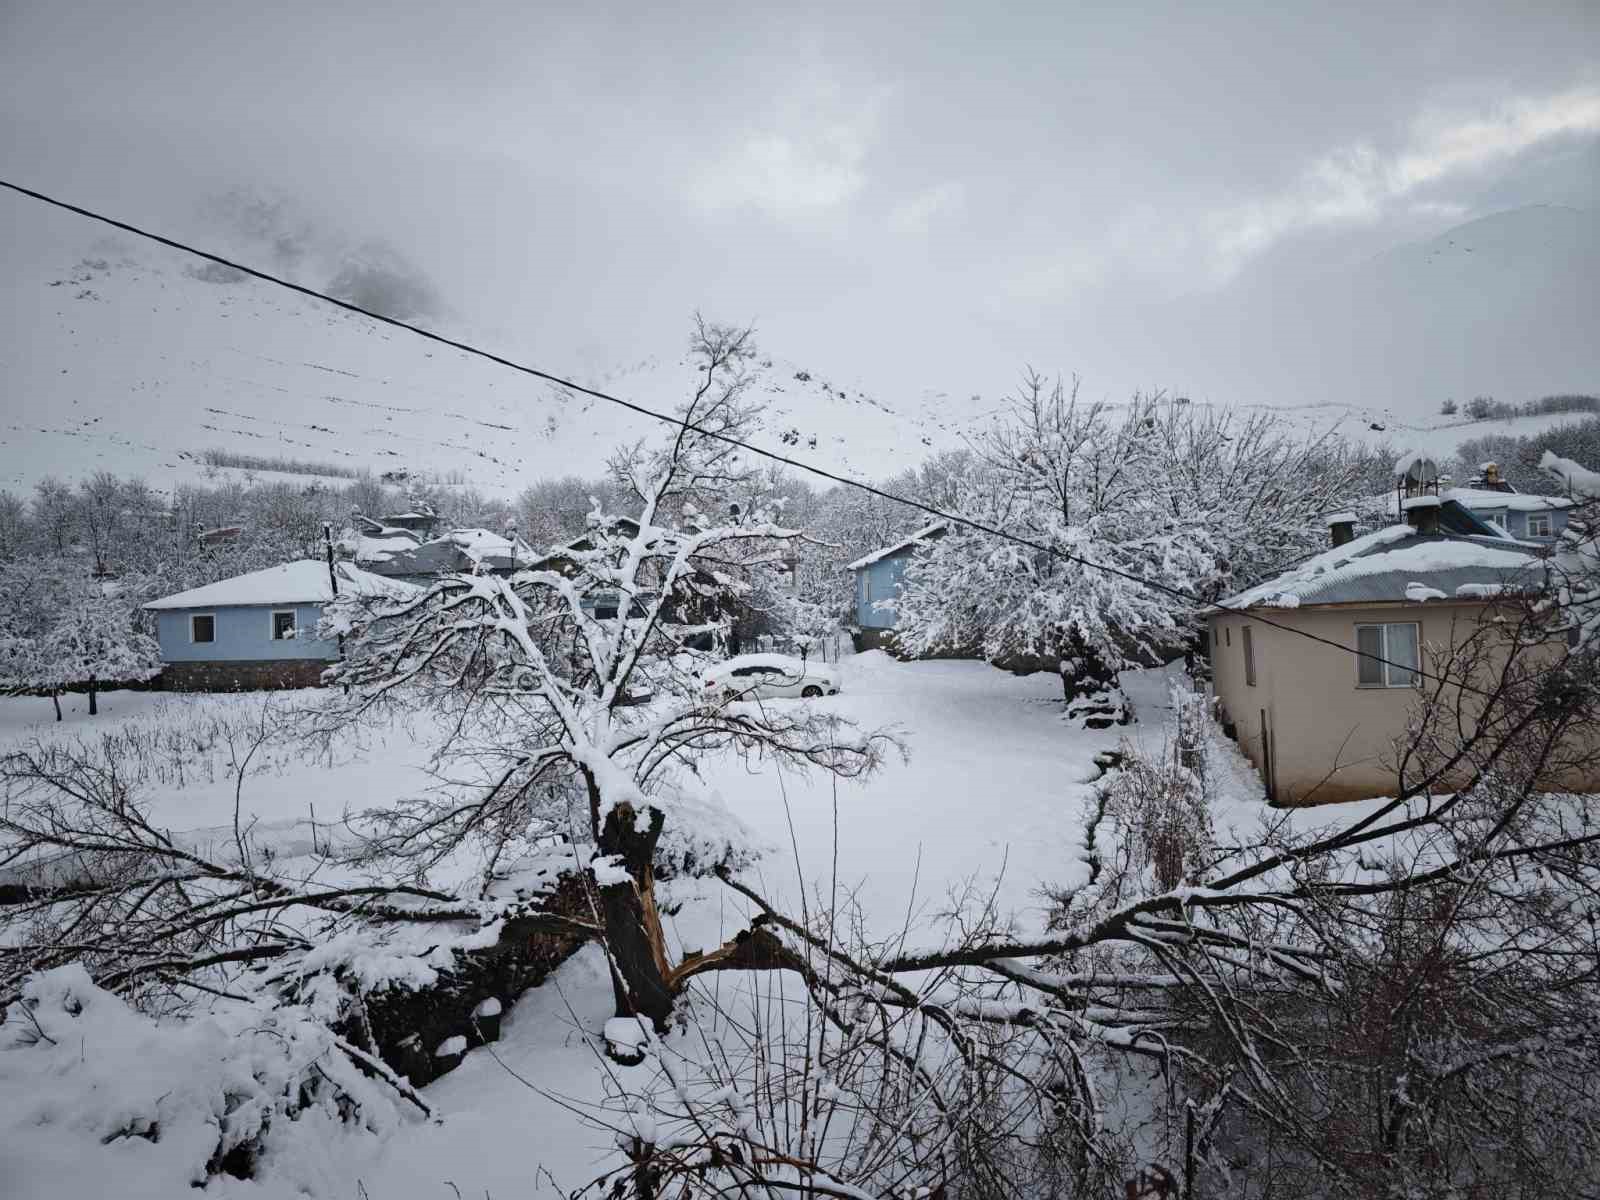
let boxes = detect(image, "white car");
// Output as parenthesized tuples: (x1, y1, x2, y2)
(704, 654, 841, 702)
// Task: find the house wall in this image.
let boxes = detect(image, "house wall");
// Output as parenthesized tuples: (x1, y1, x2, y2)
(854, 549, 915, 629)
(155, 602, 337, 663)
(163, 659, 332, 692)
(1461, 505, 1568, 541)
(1208, 603, 1589, 806)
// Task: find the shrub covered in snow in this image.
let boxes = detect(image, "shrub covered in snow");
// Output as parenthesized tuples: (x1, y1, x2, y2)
(0, 964, 418, 1194)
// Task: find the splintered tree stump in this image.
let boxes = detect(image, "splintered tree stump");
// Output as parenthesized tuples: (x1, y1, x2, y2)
(595, 802, 676, 1032)
(333, 870, 593, 1087)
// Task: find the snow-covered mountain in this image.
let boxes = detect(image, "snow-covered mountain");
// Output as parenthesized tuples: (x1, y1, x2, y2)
(0, 230, 1001, 496)
(1, 203, 1594, 497)
(1153, 204, 1598, 416)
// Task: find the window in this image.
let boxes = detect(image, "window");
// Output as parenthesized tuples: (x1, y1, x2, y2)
(1356, 622, 1420, 688)
(1487, 512, 1507, 529)
(1527, 513, 1552, 538)
(190, 613, 215, 644)
(1242, 625, 1256, 686)
(1225, 627, 1232, 647)
(271, 610, 297, 640)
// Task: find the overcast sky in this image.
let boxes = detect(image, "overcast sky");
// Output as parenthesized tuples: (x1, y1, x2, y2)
(2, 0, 1596, 409)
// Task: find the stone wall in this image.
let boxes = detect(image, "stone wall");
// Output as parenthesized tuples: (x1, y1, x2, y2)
(853, 627, 901, 654)
(162, 658, 334, 692)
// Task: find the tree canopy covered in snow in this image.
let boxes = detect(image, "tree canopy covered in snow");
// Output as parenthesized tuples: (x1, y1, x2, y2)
(893, 377, 1362, 698)
(322, 320, 893, 1029)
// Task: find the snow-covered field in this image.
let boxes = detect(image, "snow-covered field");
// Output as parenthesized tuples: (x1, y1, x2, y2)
(0, 652, 1200, 1196)
(6, 651, 1578, 1196)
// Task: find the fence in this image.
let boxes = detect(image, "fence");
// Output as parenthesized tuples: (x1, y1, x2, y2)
(753, 631, 851, 663)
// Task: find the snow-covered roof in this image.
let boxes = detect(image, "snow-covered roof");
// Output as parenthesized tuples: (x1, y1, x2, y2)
(1443, 486, 1574, 513)
(143, 560, 415, 610)
(1362, 492, 1530, 540)
(351, 533, 423, 562)
(845, 522, 948, 571)
(1218, 527, 1547, 611)
(357, 528, 535, 577)
(445, 528, 532, 560)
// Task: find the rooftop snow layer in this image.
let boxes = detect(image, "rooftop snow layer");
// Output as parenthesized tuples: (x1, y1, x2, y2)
(845, 521, 948, 571)
(1443, 486, 1574, 512)
(143, 560, 415, 609)
(352, 533, 423, 561)
(1219, 527, 1545, 610)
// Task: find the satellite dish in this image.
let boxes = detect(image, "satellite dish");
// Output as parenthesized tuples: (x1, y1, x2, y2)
(1394, 452, 1440, 486)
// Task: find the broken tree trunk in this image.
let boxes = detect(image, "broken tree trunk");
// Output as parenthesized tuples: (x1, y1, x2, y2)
(327, 871, 596, 1087)
(596, 801, 676, 1032)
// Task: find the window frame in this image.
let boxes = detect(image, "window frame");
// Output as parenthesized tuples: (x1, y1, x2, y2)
(1526, 513, 1553, 538)
(1242, 625, 1256, 687)
(190, 612, 216, 645)
(270, 609, 297, 641)
(1355, 621, 1421, 689)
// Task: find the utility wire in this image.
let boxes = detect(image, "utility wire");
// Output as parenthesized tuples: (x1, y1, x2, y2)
(0, 177, 1562, 700)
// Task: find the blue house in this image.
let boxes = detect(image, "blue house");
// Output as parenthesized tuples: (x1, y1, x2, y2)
(143, 560, 409, 691)
(1444, 487, 1574, 543)
(845, 523, 946, 651)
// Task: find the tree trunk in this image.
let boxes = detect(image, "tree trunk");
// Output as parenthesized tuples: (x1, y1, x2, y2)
(51, 691, 61, 722)
(88, 677, 98, 717)
(1059, 637, 1116, 703)
(596, 802, 676, 1032)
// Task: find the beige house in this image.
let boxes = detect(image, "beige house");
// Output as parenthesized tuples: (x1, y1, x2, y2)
(1208, 507, 1566, 806)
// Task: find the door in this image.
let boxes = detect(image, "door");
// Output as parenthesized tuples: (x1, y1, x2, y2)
(1259, 708, 1277, 804)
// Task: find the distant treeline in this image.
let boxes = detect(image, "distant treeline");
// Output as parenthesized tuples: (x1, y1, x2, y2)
(199, 448, 361, 479)
(1455, 415, 1600, 496)
(1444, 393, 1600, 421)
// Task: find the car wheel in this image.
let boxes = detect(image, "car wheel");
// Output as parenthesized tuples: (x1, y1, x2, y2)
(801, 685, 824, 698)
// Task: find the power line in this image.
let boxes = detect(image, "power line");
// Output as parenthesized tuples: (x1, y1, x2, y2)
(0, 177, 1551, 699)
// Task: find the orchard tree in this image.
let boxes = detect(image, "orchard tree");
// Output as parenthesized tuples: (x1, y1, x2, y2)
(323, 318, 892, 1029)
(0, 490, 26, 560)
(895, 376, 1217, 708)
(42, 588, 161, 715)
(1147, 400, 1360, 600)
(31, 477, 76, 554)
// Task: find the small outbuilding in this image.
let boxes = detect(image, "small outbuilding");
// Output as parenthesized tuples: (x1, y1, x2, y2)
(845, 522, 947, 651)
(143, 560, 409, 691)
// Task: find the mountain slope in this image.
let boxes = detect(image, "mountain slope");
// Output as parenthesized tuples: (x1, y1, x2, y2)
(0, 228, 997, 495)
(2, 204, 1594, 497)
(1155, 205, 1598, 417)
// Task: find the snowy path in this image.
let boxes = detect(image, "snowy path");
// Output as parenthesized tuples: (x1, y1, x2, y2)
(689, 653, 1121, 949)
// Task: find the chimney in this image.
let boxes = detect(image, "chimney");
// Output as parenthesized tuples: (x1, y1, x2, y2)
(1325, 510, 1357, 547)
(1402, 495, 1441, 535)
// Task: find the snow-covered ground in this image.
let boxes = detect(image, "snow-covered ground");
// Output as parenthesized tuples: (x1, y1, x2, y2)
(5, 652, 1477, 1197)
(0, 652, 1168, 1195)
